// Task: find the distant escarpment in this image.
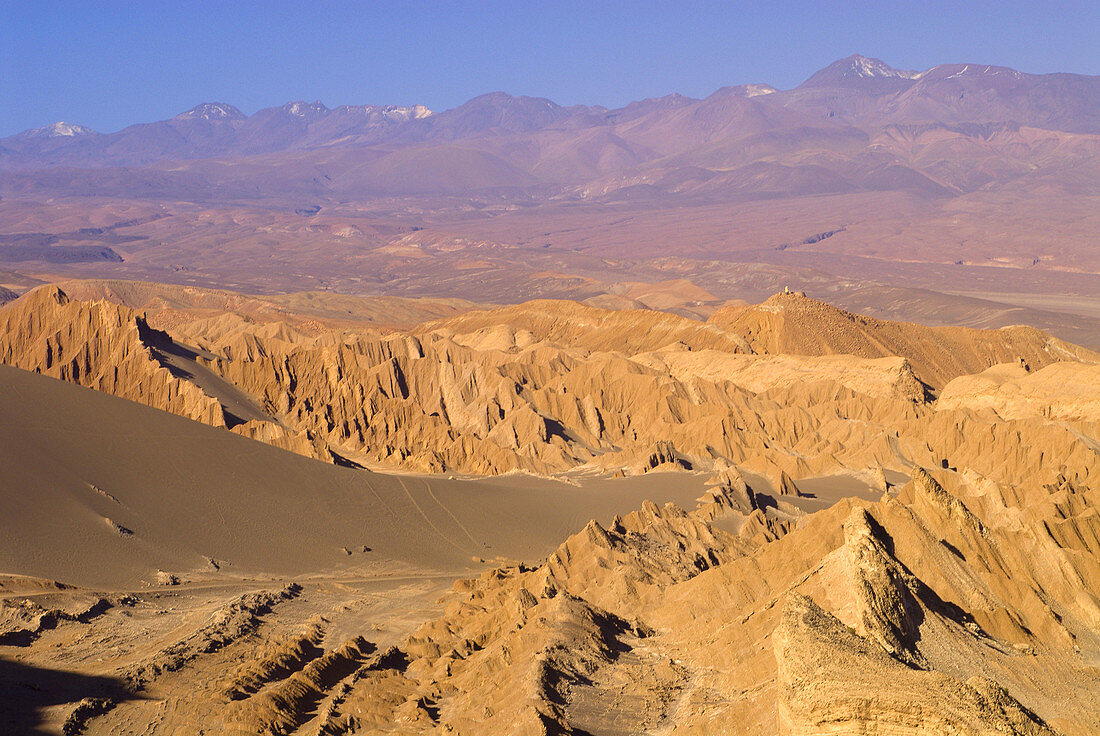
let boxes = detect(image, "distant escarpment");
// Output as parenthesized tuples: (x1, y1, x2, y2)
(708, 290, 1095, 389)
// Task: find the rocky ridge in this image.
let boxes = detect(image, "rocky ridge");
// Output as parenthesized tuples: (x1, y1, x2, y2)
(1, 285, 1096, 489)
(174, 466, 1097, 734)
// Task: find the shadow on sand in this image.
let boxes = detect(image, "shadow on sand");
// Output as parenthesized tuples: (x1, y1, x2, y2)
(0, 656, 140, 735)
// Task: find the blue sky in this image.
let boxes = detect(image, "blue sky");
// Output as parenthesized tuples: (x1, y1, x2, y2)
(2, 0, 1098, 136)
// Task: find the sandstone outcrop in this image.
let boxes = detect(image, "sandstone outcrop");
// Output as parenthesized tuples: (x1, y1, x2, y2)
(268, 463, 1099, 733)
(3, 285, 1098, 491)
(0, 286, 224, 427)
(938, 360, 1100, 421)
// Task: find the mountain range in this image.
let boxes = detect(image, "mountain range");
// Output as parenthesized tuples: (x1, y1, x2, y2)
(4, 54, 1099, 195)
(1, 54, 1099, 350)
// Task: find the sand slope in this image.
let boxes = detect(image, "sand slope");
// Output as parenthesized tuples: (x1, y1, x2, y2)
(0, 364, 712, 588)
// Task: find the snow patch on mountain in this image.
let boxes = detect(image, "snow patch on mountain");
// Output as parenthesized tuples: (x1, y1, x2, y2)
(743, 84, 778, 97)
(799, 54, 923, 88)
(333, 104, 433, 121)
(943, 64, 1024, 80)
(19, 121, 98, 138)
(283, 101, 330, 117)
(174, 103, 245, 121)
(847, 55, 921, 80)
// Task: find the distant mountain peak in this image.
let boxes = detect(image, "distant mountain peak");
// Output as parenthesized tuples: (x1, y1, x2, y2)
(846, 54, 920, 80)
(800, 54, 921, 87)
(18, 121, 98, 138)
(399, 104, 433, 119)
(464, 91, 561, 109)
(174, 102, 245, 122)
(282, 100, 330, 117)
(711, 84, 779, 99)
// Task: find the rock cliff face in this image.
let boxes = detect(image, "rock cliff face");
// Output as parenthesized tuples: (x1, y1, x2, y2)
(0, 286, 320, 458)
(0, 286, 224, 427)
(774, 595, 1058, 736)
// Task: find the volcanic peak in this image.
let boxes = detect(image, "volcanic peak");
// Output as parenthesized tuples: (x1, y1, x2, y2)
(16, 121, 98, 138)
(174, 102, 246, 121)
(800, 53, 923, 87)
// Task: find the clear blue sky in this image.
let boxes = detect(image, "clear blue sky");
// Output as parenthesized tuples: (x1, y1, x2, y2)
(2, 0, 1098, 136)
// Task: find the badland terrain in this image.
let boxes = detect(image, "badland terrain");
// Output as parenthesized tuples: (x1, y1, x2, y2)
(0, 55, 1098, 735)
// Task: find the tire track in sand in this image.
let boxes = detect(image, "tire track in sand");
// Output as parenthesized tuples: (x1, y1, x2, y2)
(395, 477, 474, 555)
(420, 479, 483, 550)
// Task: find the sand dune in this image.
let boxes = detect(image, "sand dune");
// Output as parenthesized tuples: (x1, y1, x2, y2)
(0, 364, 717, 588)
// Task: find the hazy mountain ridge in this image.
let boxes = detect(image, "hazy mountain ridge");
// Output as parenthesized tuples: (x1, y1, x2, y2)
(3, 54, 1098, 191)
